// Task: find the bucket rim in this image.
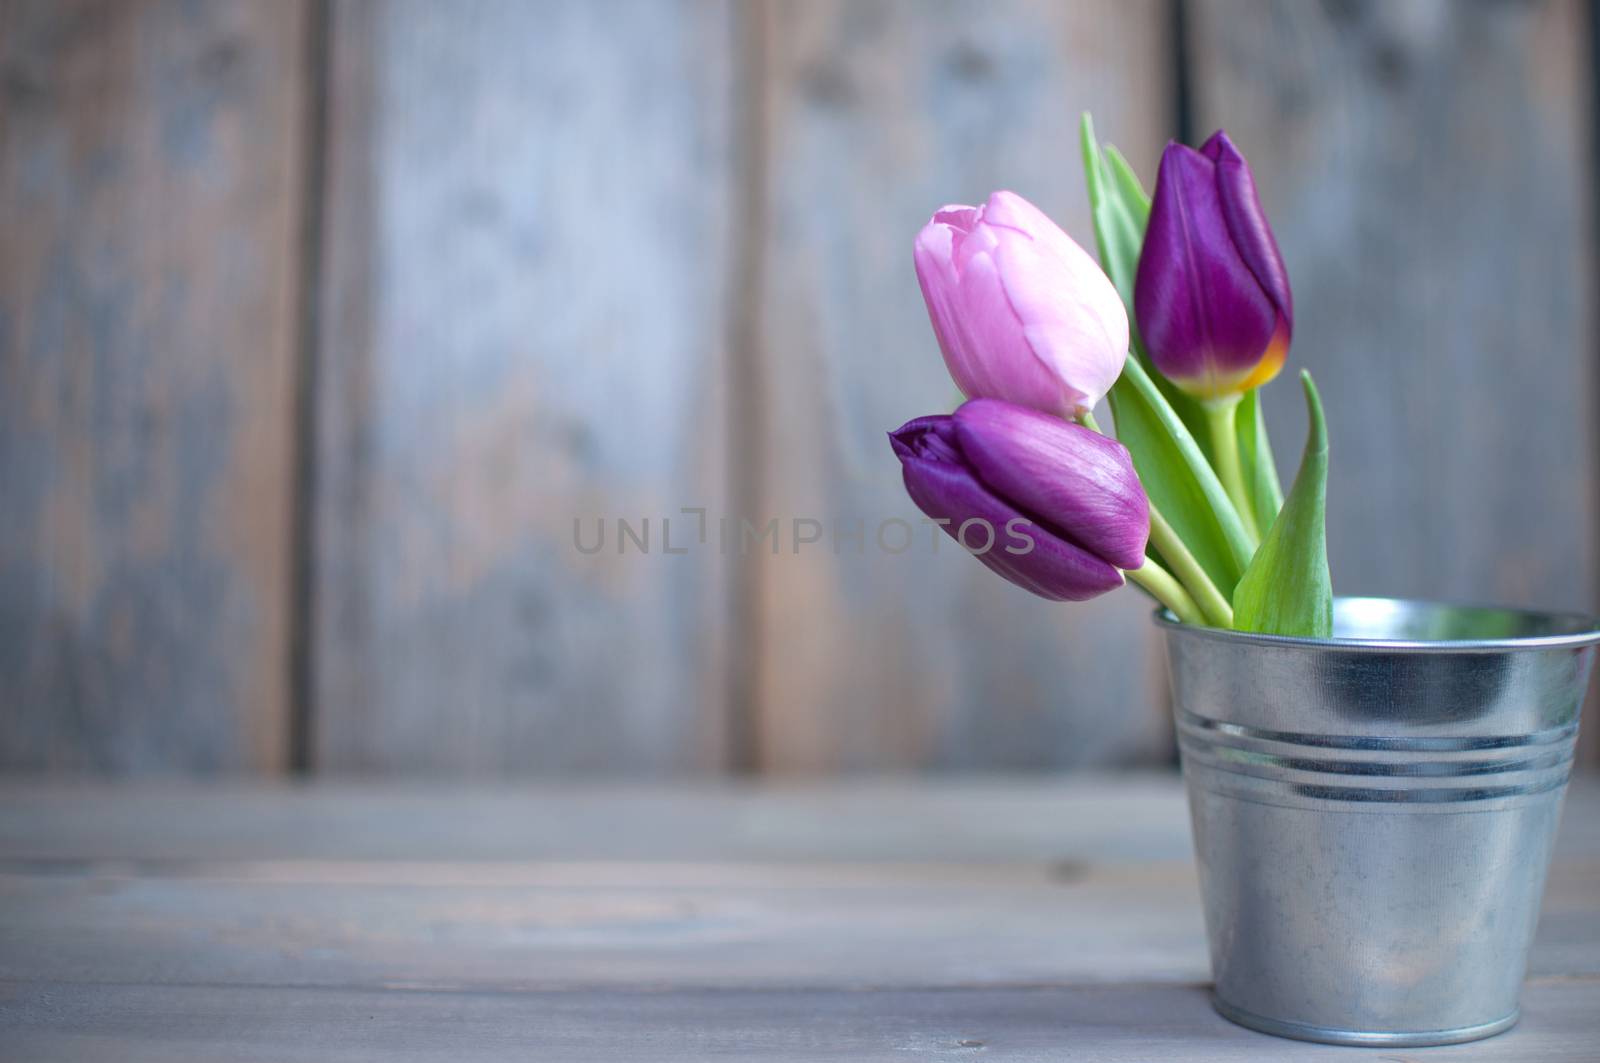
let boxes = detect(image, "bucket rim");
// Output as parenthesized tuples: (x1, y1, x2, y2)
(1155, 595, 1600, 653)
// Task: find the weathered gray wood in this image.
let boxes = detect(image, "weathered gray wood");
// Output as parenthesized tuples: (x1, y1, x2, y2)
(1188, 0, 1600, 773)
(0, 780, 1594, 1058)
(2, 775, 1596, 861)
(751, 0, 1176, 772)
(1, 979, 1596, 1061)
(0, 774, 1201, 861)
(0, 780, 1593, 991)
(0, 0, 308, 771)
(1185, 4, 1598, 623)
(0, 860, 1208, 989)
(2, 856, 1594, 991)
(312, 0, 735, 773)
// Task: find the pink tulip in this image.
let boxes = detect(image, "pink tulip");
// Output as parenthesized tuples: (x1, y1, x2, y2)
(914, 190, 1129, 417)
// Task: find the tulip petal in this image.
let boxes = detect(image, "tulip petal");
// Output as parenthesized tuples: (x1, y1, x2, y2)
(1081, 120, 1256, 593)
(913, 221, 978, 389)
(978, 189, 1057, 237)
(913, 191, 1128, 417)
(952, 399, 1148, 570)
(1201, 131, 1293, 335)
(1134, 143, 1277, 398)
(907, 459, 1126, 601)
(983, 194, 1129, 416)
(916, 216, 1077, 414)
(889, 416, 1126, 601)
(1081, 116, 1216, 460)
(932, 204, 980, 231)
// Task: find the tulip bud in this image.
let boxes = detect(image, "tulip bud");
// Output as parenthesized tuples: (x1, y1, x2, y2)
(888, 398, 1150, 601)
(914, 191, 1130, 417)
(1134, 131, 1292, 400)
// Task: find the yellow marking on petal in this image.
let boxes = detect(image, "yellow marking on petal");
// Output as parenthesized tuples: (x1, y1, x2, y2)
(1167, 365, 1257, 401)
(1162, 322, 1291, 400)
(1237, 324, 1290, 392)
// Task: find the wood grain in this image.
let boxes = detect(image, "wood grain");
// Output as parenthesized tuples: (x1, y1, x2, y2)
(6, 0, 1599, 779)
(0, 774, 1203, 861)
(0, 779, 1594, 993)
(311, 0, 735, 773)
(750, 0, 1177, 773)
(3, 979, 1597, 1061)
(0, 779, 1595, 1060)
(2, 857, 1595, 991)
(0, 0, 308, 772)
(0, 861, 1210, 990)
(1188, 0, 1600, 770)
(2, 774, 1594, 861)
(1185, 1, 1597, 615)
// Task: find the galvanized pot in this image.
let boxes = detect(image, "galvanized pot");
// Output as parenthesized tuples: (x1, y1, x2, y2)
(1159, 597, 1599, 1047)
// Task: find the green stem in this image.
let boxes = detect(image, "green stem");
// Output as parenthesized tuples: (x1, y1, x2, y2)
(1202, 396, 1261, 547)
(1147, 506, 1233, 628)
(1077, 407, 1233, 628)
(1126, 557, 1204, 625)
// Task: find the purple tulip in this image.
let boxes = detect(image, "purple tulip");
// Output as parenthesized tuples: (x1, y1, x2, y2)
(914, 191, 1129, 417)
(1134, 131, 1292, 400)
(888, 398, 1150, 601)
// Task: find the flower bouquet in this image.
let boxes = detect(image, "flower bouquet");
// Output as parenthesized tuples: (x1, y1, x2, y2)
(889, 115, 1599, 1047)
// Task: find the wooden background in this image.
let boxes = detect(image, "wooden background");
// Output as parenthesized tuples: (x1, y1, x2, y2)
(2, 0, 1595, 776)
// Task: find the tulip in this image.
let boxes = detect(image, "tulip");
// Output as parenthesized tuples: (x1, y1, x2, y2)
(888, 398, 1149, 602)
(1133, 131, 1292, 400)
(1133, 131, 1292, 544)
(914, 191, 1130, 417)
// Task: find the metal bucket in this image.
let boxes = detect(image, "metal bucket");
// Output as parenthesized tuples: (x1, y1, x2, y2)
(1159, 597, 1600, 1047)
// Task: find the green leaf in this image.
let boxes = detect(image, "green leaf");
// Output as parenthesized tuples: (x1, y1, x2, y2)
(1232, 372, 1331, 637)
(1080, 114, 1144, 315)
(1104, 146, 1150, 229)
(1236, 387, 1284, 534)
(1108, 357, 1254, 595)
(1080, 113, 1254, 594)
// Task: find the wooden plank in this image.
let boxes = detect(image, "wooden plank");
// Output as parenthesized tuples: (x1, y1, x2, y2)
(0, 774, 1202, 861)
(1, 775, 1596, 862)
(0, 860, 1207, 989)
(751, 0, 1177, 772)
(1187, 0, 1600, 773)
(0, 781, 1594, 1058)
(1184, 4, 1597, 617)
(2, 979, 1596, 1061)
(312, 0, 735, 773)
(0, 857, 1593, 991)
(0, 780, 1591, 991)
(0, 0, 308, 772)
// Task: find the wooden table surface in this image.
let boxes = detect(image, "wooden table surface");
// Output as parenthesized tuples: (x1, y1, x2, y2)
(0, 774, 1596, 1061)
